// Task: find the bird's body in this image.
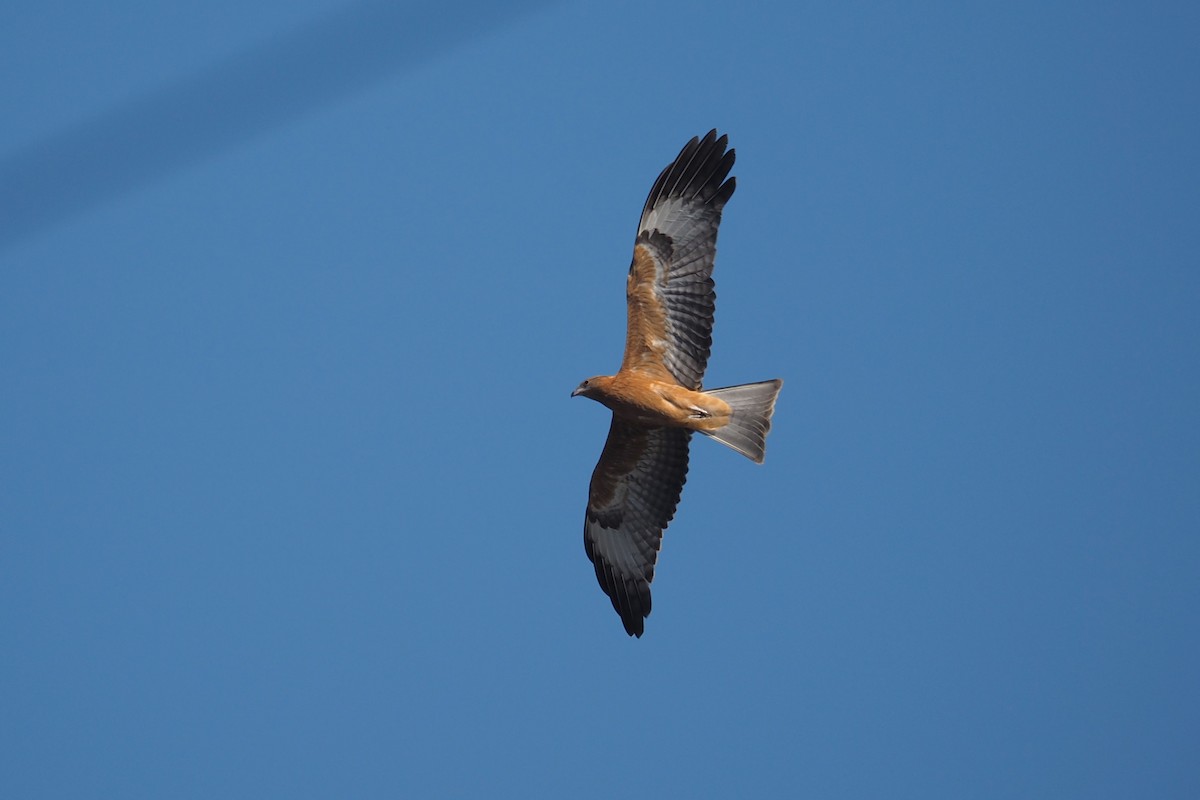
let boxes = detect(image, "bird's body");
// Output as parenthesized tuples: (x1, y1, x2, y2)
(572, 130, 782, 637)
(573, 373, 731, 432)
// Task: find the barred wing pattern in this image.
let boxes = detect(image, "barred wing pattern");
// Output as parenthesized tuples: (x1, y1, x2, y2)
(621, 130, 736, 390)
(584, 420, 692, 638)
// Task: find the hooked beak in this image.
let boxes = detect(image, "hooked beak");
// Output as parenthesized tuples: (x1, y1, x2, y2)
(570, 386, 583, 398)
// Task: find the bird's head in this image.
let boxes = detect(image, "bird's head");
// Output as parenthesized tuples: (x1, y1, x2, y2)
(571, 376, 608, 399)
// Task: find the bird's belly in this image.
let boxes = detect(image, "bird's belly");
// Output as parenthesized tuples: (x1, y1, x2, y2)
(602, 379, 731, 431)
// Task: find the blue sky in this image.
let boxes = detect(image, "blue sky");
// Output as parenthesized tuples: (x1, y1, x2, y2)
(2, 1, 1198, 797)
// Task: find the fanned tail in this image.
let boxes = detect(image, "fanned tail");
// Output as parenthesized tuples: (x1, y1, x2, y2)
(701, 380, 783, 463)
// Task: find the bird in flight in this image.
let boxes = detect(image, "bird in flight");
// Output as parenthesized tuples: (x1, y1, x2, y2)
(572, 130, 782, 637)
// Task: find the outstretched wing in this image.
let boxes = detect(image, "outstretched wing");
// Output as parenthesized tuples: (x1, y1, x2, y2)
(622, 130, 736, 390)
(584, 418, 692, 637)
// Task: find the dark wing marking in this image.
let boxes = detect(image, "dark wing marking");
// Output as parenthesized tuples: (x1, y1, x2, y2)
(621, 130, 736, 390)
(584, 419, 692, 637)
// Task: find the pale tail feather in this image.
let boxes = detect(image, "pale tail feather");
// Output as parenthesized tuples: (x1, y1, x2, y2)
(701, 379, 783, 463)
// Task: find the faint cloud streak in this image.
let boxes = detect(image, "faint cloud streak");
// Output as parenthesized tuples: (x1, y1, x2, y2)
(0, 0, 553, 250)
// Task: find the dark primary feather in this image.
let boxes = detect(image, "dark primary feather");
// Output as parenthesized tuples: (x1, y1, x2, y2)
(584, 421, 692, 637)
(639, 130, 737, 224)
(631, 130, 736, 390)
